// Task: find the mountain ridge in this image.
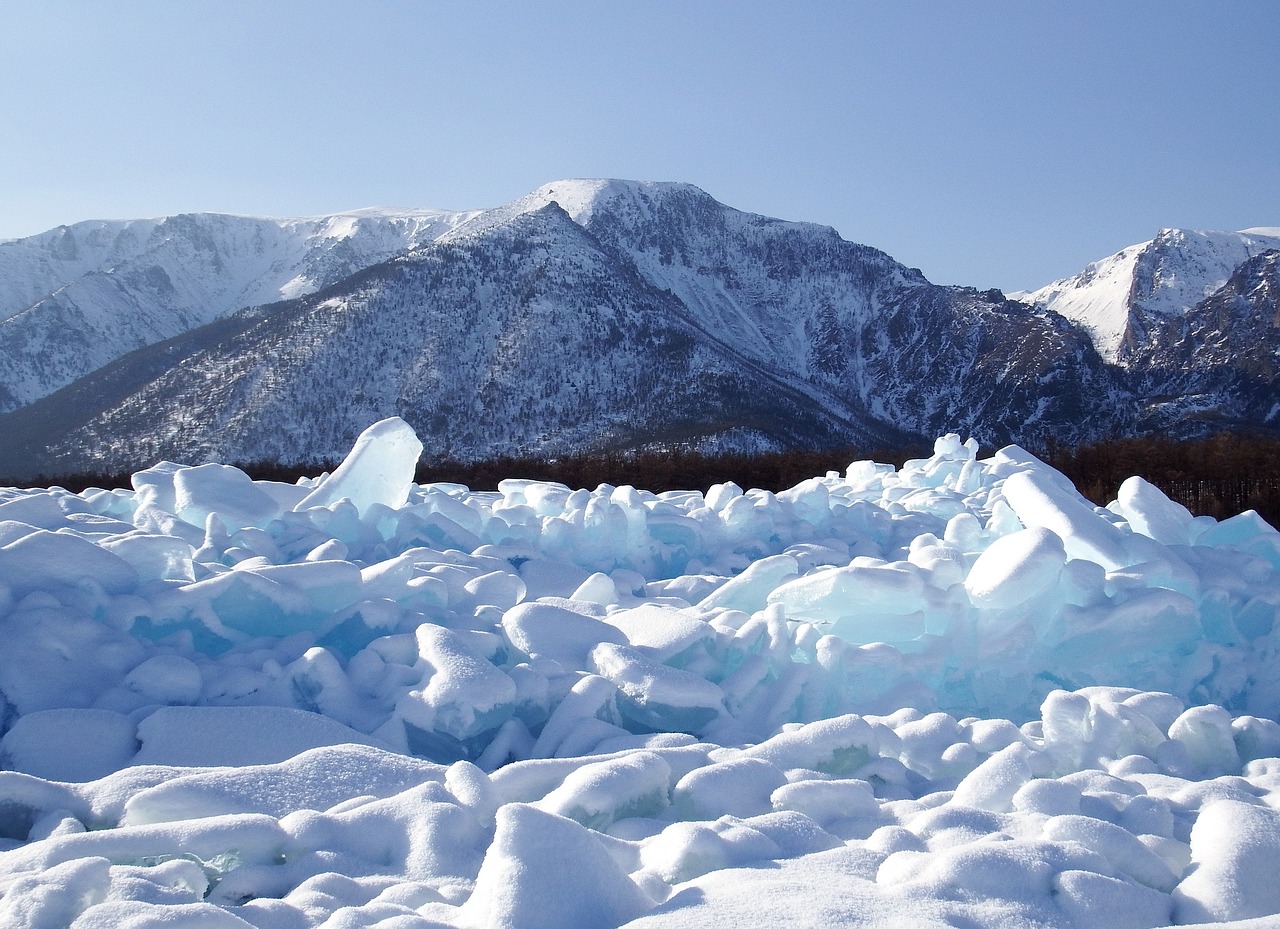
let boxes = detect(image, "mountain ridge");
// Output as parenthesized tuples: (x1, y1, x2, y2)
(0, 180, 1275, 477)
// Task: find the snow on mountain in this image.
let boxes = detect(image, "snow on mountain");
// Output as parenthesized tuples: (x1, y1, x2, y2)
(0, 182, 1275, 477)
(0, 181, 1123, 476)
(1019, 227, 1280, 362)
(0, 208, 477, 412)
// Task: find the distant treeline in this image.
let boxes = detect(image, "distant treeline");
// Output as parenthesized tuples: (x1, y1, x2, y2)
(14, 433, 1280, 528)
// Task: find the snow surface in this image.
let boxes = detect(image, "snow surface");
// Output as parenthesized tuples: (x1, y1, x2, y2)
(2, 420, 1280, 926)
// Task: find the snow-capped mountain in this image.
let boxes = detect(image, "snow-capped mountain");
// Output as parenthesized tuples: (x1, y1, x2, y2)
(0, 181, 1123, 476)
(1014, 226, 1280, 436)
(0, 181, 1274, 477)
(1016, 227, 1280, 362)
(0, 207, 478, 412)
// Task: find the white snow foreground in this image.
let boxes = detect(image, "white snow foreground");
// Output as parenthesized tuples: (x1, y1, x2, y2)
(4, 420, 1280, 927)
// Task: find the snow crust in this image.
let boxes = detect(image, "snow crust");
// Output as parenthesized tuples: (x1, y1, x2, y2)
(2, 423, 1280, 927)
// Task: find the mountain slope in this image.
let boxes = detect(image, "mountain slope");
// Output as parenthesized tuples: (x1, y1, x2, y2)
(1122, 249, 1280, 433)
(0, 180, 1122, 476)
(1, 181, 1274, 477)
(1017, 228, 1280, 362)
(0, 208, 476, 411)
(12, 202, 899, 472)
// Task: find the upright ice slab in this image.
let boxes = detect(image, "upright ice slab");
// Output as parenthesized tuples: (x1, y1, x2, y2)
(295, 417, 423, 514)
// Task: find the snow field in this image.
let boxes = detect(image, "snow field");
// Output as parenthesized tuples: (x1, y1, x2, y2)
(1, 419, 1280, 926)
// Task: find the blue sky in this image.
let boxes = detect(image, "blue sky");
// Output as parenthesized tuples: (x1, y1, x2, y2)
(1, 1, 1276, 291)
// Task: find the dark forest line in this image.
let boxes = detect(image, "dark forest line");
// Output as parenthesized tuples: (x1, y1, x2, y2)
(13, 434, 1280, 529)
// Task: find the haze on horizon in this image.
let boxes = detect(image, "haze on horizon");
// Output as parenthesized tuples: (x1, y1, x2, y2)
(1, 0, 1276, 292)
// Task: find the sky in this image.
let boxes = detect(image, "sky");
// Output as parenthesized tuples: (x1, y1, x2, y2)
(1, 1, 1276, 292)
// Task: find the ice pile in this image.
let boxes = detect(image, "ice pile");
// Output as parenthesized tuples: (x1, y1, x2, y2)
(2, 418, 1280, 927)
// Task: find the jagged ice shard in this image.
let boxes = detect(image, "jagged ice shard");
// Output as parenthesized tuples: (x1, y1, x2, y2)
(2, 422, 1280, 927)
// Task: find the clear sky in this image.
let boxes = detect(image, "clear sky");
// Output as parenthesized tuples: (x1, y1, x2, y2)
(1, 1, 1276, 291)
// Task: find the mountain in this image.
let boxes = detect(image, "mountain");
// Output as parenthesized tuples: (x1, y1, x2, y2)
(1016, 227, 1280, 436)
(1016, 227, 1280, 363)
(0, 181, 1274, 478)
(0, 208, 477, 412)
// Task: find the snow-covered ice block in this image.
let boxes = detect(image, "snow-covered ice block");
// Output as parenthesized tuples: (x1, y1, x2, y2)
(640, 818, 783, 884)
(0, 811, 291, 884)
(0, 529, 138, 597)
(745, 715, 881, 775)
(769, 777, 881, 827)
(393, 623, 517, 758)
(1000, 469, 1130, 570)
(1173, 799, 1280, 922)
(1052, 868, 1173, 929)
(951, 742, 1033, 813)
(172, 463, 281, 531)
(101, 533, 196, 583)
(156, 568, 319, 640)
(599, 604, 715, 662)
(501, 601, 628, 666)
(1041, 814, 1178, 892)
(461, 803, 653, 929)
(124, 655, 203, 706)
(589, 643, 725, 733)
(132, 706, 386, 767)
(964, 527, 1065, 610)
(1114, 475, 1198, 546)
(537, 750, 671, 829)
(671, 756, 787, 819)
(767, 562, 927, 638)
(0, 708, 139, 782)
(129, 461, 187, 516)
(122, 744, 447, 824)
(295, 417, 423, 515)
(697, 553, 800, 613)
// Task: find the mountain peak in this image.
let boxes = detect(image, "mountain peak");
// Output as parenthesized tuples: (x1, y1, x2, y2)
(441, 178, 716, 243)
(1021, 226, 1280, 361)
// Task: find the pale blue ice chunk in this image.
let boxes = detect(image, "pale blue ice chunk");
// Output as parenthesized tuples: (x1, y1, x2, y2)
(164, 568, 319, 639)
(249, 560, 364, 614)
(768, 562, 927, 626)
(295, 417, 423, 515)
(698, 554, 799, 614)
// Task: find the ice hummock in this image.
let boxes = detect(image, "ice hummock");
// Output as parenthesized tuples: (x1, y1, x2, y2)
(1, 425, 1280, 927)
